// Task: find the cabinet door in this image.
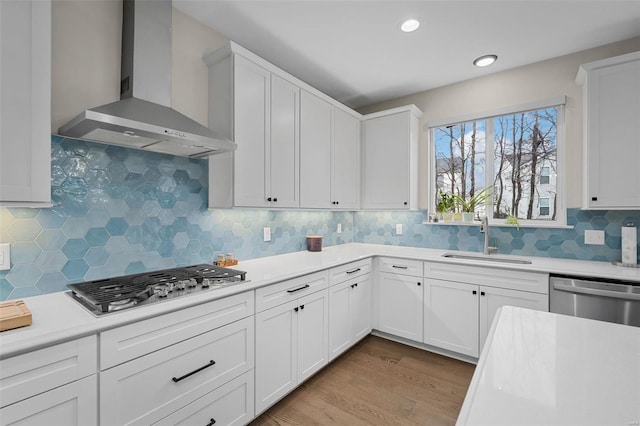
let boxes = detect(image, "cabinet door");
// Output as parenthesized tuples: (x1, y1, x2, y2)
(378, 272, 423, 341)
(329, 281, 352, 361)
(269, 74, 299, 208)
(300, 91, 332, 208)
(0, 0, 51, 206)
(585, 58, 640, 208)
(233, 55, 269, 207)
(351, 276, 372, 342)
(296, 290, 329, 382)
(332, 108, 360, 209)
(0, 375, 97, 426)
(255, 300, 297, 415)
(479, 286, 548, 353)
(424, 279, 479, 358)
(363, 112, 410, 209)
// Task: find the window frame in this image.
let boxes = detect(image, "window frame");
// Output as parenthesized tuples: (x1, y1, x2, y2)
(426, 96, 567, 227)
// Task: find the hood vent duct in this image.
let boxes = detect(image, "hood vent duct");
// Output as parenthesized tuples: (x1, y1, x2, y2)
(58, 0, 236, 158)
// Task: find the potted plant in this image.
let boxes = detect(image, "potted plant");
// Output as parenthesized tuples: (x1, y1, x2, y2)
(453, 186, 493, 222)
(436, 190, 455, 222)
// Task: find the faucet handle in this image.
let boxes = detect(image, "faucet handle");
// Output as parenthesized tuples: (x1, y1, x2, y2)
(487, 246, 498, 254)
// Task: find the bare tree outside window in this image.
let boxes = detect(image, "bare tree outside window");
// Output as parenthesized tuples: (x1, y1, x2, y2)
(433, 106, 558, 221)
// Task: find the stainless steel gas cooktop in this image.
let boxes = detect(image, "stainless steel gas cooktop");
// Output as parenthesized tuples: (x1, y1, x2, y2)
(67, 264, 247, 316)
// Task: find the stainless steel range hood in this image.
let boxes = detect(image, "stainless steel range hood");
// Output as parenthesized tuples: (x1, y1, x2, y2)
(58, 0, 235, 158)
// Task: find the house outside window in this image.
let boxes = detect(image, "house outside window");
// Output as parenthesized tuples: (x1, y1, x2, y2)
(430, 98, 565, 225)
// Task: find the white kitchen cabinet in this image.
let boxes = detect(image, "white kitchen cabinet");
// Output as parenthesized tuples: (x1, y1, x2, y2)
(152, 370, 254, 426)
(205, 45, 299, 208)
(328, 274, 371, 360)
(0, 375, 97, 426)
(299, 91, 360, 209)
(378, 272, 423, 342)
(576, 51, 640, 209)
(424, 279, 479, 357)
(255, 287, 329, 414)
(362, 105, 422, 210)
(100, 317, 254, 426)
(0, 0, 51, 207)
(423, 261, 549, 357)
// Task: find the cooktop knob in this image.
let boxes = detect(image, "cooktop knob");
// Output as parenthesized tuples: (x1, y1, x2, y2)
(175, 280, 186, 290)
(188, 278, 197, 288)
(155, 286, 169, 297)
(166, 282, 174, 292)
(202, 278, 210, 288)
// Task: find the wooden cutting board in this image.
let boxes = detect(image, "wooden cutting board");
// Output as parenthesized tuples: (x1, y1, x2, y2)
(0, 300, 32, 332)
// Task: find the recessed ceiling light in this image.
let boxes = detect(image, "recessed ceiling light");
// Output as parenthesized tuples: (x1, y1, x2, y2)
(473, 54, 498, 67)
(400, 19, 420, 33)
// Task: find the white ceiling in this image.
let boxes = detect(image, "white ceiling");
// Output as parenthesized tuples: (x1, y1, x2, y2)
(174, 0, 640, 109)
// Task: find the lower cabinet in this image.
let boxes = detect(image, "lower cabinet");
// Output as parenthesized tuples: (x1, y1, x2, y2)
(423, 262, 549, 358)
(328, 274, 371, 360)
(152, 371, 254, 426)
(100, 317, 254, 425)
(0, 375, 97, 426)
(378, 272, 423, 342)
(255, 288, 329, 414)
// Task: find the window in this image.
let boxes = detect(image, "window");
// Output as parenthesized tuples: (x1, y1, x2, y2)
(431, 100, 564, 224)
(539, 197, 550, 216)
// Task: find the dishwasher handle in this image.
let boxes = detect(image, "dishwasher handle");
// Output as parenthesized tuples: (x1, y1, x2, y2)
(552, 279, 640, 301)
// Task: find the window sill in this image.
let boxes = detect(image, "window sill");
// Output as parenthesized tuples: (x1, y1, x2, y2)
(421, 221, 574, 229)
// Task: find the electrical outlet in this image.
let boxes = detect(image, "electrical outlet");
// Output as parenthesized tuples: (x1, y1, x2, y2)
(584, 230, 605, 245)
(0, 244, 10, 270)
(337, 223, 342, 234)
(263, 227, 271, 242)
(396, 224, 403, 235)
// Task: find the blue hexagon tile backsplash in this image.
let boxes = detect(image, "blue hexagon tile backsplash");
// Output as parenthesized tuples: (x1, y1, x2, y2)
(0, 136, 638, 300)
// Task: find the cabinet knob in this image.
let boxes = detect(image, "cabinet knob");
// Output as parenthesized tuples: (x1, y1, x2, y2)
(403, 201, 408, 205)
(207, 418, 216, 426)
(481, 291, 485, 296)
(300, 304, 305, 310)
(274, 197, 278, 202)
(591, 196, 598, 201)
(472, 290, 477, 294)
(294, 307, 299, 312)
(417, 282, 421, 286)
(267, 197, 272, 202)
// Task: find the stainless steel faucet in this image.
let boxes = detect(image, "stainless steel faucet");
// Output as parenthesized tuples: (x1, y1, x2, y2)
(480, 216, 498, 255)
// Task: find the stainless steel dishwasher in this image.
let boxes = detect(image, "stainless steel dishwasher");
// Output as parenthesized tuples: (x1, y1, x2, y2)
(550, 274, 640, 327)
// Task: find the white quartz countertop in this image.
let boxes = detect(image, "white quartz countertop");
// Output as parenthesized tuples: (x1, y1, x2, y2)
(457, 306, 640, 426)
(1, 243, 638, 359)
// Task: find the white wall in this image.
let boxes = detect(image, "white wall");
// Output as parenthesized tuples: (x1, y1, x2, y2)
(51, 1, 228, 132)
(358, 37, 640, 209)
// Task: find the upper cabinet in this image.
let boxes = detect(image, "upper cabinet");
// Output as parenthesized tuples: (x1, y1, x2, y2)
(206, 42, 362, 210)
(299, 91, 360, 209)
(362, 106, 423, 210)
(205, 46, 299, 208)
(0, 0, 52, 207)
(576, 51, 640, 209)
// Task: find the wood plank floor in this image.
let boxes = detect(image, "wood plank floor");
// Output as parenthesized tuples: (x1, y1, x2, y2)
(250, 336, 476, 426)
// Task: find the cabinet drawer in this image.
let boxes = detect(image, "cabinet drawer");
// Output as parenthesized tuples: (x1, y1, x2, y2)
(0, 374, 97, 426)
(378, 257, 423, 277)
(329, 259, 371, 285)
(424, 262, 549, 294)
(100, 291, 254, 369)
(153, 370, 254, 426)
(255, 270, 328, 312)
(100, 316, 254, 426)
(0, 335, 97, 408)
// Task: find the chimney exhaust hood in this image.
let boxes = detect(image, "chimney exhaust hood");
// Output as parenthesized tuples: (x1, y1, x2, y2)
(58, 0, 236, 158)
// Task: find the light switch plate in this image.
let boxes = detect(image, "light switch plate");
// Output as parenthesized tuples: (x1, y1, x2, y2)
(396, 224, 403, 235)
(584, 230, 605, 245)
(263, 227, 271, 242)
(0, 244, 10, 270)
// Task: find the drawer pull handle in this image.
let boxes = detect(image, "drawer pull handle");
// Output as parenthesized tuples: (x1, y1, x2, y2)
(287, 284, 310, 293)
(392, 265, 408, 269)
(172, 360, 216, 383)
(346, 268, 361, 274)
(206, 418, 216, 426)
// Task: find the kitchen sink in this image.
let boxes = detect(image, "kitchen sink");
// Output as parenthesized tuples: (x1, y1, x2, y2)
(441, 252, 532, 265)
